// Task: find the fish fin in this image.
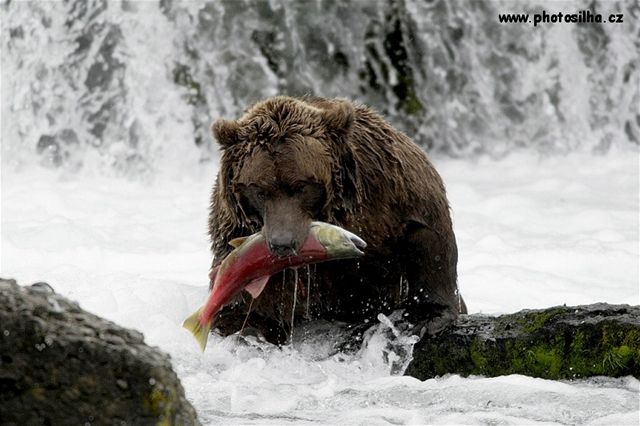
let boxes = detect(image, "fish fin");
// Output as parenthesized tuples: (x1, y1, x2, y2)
(228, 236, 248, 248)
(244, 276, 270, 299)
(182, 307, 212, 352)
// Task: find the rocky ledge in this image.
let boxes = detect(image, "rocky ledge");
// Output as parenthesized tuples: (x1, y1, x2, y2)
(406, 303, 640, 380)
(0, 278, 199, 425)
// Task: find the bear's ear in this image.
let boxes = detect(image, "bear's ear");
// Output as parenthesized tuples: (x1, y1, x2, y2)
(211, 119, 240, 147)
(322, 100, 354, 137)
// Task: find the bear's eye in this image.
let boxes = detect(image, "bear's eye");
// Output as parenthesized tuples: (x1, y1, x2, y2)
(245, 186, 267, 209)
(235, 184, 267, 219)
(298, 182, 326, 214)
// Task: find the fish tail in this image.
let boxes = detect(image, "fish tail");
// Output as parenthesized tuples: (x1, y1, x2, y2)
(182, 307, 212, 352)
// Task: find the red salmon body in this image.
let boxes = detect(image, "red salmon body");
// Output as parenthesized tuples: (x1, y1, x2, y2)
(183, 221, 365, 351)
(199, 233, 328, 326)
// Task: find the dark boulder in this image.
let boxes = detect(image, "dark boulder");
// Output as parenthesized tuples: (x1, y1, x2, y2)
(0, 278, 199, 425)
(406, 303, 640, 380)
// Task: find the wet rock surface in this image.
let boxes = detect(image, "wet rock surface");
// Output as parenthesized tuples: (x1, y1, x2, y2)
(0, 278, 200, 425)
(406, 303, 640, 380)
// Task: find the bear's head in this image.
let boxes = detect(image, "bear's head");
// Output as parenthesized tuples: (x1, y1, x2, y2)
(211, 96, 360, 257)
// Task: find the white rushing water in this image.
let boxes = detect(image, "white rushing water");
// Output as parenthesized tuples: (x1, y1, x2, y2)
(2, 0, 639, 173)
(2, 0, 639, 423)
(2, 150, 638, 424)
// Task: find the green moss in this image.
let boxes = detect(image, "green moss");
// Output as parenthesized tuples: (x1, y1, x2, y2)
(533, 346, 562, 377)
(614, 345, 632, 359)
(469, 339, 489, 373)
(397, 74, 423, 115)
(143, 388, 166, 416)
(522, 308, 567, 333)
(505, 342, 562, 378)
(430, 345, 457, 376)
(407, 306, 640, 381)
(567, 325, 640, 377)
(503, 340, 528, 372)
(600, 344, 636, 376)
(507, 317, 639, 379)
(568, 328, 601, 377)
(468, 338, 564, 378)
(621, 328, 640, 348)
(601, 326, 640, 375)
(143, 378, 178, 424)
(172, 63, 205, 106)
(403, 89, 423, 115)
(390, 72, 423, 115)
(602, 348, 625, 371)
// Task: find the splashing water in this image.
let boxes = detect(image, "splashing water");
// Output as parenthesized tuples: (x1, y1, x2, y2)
(2, 0, 638, 175)
(2, 0, 639, 423)
(2, 150, 638, 423)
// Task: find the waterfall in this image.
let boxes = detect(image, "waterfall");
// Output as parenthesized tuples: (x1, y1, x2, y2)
(2, 0, 638, 175)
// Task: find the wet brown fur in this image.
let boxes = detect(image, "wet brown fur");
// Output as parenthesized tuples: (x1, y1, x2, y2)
(208, 96, 466, 343)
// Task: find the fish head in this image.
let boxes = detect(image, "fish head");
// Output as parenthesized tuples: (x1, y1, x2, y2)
(311, 222, 367, 259)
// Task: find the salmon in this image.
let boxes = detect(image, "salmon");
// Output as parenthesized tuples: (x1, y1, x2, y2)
(183, 222, 366, 351)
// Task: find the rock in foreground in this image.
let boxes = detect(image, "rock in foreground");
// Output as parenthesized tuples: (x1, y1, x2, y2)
(406, 303, 640, 380)
(0, 278, 199, 425)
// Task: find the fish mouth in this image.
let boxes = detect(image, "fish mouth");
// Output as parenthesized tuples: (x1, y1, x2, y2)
(311, 222, 367, 259)
(333, 226, 367, 255)
(345, 230, 367, 251)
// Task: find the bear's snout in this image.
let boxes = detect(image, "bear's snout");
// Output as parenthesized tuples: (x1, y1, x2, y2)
(263, 196, 311, 258)
(268, 230, 298, 257)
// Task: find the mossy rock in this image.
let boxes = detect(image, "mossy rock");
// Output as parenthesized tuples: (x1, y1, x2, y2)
(0, 278, 200, 425)
(405, 303, 640, 380)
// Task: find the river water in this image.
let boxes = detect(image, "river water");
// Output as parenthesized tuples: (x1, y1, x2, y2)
(2, 0, 639, 423)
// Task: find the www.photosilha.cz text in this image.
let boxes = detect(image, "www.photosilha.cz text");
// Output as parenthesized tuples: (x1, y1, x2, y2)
(498, 10, 624, 27)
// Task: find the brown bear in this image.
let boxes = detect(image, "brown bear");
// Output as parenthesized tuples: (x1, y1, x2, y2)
(208, 96, 466, 343)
